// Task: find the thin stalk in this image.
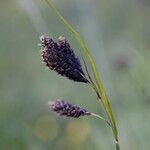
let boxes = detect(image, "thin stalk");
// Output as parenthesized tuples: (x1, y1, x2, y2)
(44, 0, 120, 149)
(82, 56, 101, 99)
(91, 113, 111, 127)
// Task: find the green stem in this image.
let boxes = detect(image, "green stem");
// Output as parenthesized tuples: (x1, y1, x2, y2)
(82, 56, 101, 99)
(91, 113, 120, 150)
(44, 0, 120, 149)
(116, 141, 120, 150)
(91, 113, 111, 127)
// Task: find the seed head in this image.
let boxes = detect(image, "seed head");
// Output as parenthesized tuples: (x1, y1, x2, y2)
(40, 35, 89, 83)
(48, 99, 91, 118)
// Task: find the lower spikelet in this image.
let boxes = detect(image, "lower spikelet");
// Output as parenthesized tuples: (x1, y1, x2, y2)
(48, 99, 91, 118)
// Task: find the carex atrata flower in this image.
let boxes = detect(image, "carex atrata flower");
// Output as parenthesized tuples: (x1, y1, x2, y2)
(40, 35, 89, 83)
(48, 99, 91, 118)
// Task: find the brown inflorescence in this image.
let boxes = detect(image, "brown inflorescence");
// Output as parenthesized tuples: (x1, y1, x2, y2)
(48, 99, 91, 118)
(40, 35, 89, 83)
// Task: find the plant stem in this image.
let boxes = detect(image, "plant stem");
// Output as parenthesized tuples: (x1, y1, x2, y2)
(91, 112, 120, 150)
(91, 113, 111, 127)
(116, 141, 120, 150)
(44, 0, 120, 149)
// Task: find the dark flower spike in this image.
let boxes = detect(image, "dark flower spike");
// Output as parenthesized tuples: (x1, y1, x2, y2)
(48, 99, 91, 118)
(40, 35, 89, 83)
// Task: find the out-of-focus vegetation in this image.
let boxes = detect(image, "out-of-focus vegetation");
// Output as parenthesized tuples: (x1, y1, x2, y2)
(0, 0, 150, 149)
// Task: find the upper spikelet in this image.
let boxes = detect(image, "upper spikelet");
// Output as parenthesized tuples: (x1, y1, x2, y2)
(40, 35, 89, 83)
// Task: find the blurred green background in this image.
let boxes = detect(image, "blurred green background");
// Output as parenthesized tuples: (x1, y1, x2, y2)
(0, 0, 150, 149)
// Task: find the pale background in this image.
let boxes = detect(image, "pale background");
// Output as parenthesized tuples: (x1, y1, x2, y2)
(0, 0, 150, 149)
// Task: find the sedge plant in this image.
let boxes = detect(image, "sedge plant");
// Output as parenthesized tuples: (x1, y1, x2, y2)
(39, 0, 120, 149)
